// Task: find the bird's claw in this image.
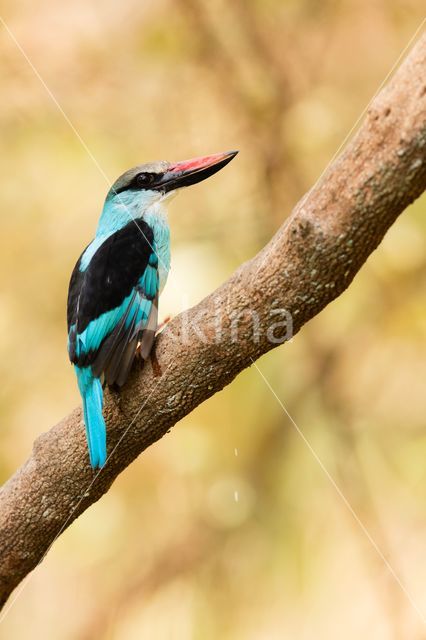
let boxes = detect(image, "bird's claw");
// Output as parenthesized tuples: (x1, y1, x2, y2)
(156, 315, 172, 335)
(136, 345, 146, 369)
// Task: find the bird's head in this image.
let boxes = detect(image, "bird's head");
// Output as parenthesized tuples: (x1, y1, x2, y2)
(99, 151, 238, 234)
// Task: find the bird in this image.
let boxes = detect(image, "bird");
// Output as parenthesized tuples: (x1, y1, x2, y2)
(67, 150, 238, 469)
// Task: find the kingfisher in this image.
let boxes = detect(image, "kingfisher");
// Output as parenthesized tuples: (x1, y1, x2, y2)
(67, 150, 238, 469)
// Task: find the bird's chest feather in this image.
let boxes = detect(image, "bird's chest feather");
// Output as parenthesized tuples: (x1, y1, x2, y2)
(144, 204, 171, 292)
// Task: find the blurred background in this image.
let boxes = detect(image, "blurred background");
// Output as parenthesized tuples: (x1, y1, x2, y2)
(0, 1, 426, 638)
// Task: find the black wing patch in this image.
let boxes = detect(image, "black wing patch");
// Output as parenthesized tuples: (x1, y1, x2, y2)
(73, 220, 154, 333)
(67, 220, 158, 386)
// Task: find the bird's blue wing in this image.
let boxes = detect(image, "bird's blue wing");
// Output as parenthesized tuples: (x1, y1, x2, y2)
(92, 267, 159, 385)
(67, 221, 160, 386)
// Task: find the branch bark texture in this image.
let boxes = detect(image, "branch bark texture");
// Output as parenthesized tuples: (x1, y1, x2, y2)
(1, 34, 426, 609)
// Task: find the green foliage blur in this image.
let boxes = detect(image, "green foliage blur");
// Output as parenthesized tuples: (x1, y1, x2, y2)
(1, 1, 426, 638)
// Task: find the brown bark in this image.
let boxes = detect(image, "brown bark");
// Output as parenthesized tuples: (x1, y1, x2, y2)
(0, 33, 425, 610)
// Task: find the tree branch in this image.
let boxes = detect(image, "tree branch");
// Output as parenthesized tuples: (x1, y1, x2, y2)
(1, 34, 425, 610)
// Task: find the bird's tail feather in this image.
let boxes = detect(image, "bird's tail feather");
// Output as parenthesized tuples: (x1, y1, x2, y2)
(75, 366, 107, 469)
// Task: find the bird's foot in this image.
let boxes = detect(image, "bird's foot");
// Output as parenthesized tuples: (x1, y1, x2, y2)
(156, 315, 172, 335)
(136, 345, 146, 370)
(150, 343, 163, 377)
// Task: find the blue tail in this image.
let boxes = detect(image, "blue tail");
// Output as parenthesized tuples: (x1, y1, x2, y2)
(75, 366, 107, 469)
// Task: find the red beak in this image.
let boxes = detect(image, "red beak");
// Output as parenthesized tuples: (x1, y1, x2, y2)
(158, 150, 238, 192)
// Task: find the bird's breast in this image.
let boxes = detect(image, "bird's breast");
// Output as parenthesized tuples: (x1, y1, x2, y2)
(144, 205, 171, 293)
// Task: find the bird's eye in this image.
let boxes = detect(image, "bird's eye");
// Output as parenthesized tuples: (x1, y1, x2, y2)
(136, 172, 156, 188)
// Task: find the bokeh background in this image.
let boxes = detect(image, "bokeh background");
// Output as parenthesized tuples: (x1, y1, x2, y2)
(1, 1, 426, 638)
